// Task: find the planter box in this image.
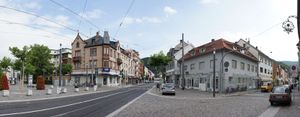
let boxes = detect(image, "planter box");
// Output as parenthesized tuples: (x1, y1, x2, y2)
(93, 85, 97, 91)
(75, 88, 79, 92)
(62, 88, 67, 93)
(47, 89, 52, 95)
(85, 87, 89, 91)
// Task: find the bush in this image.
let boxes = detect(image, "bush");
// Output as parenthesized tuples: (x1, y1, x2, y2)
(36, 75, 45, 90)
(2, 74, 9, 90)
(0, 74, 2, 90)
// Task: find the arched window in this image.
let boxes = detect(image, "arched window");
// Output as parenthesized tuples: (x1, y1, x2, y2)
(76, 42, 80, 48)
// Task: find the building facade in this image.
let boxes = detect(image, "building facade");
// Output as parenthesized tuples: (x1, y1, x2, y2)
(182, 39, 259, 92)
(237, 39, 274, 86)
(71, 31, 142, 87)
(166, 41, 194, 87)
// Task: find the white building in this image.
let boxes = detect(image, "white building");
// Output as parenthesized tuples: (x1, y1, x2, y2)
(166, 41, 194, 87)
(182, 39, 259, 92)
(237, 39, 273, 85)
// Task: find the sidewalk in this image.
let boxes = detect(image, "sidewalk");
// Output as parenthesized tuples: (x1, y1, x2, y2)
(0, 84, 134, 102)
(149, 87, 260, 100)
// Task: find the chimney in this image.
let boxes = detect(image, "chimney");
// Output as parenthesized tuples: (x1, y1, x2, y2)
(211, 39, 215, 42)
(255, 46, 258, 49)
(96, 31, 99, 36)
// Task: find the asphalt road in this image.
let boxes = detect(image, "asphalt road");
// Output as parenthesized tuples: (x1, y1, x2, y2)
(0, 84, 153, 117)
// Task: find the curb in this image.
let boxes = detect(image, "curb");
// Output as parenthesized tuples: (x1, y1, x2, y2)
(0, 85, 136, 103)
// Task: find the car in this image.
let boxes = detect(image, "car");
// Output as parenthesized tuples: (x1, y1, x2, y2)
(261, 82, 273, 92)
(283, 84, 292, 93)
(269, 86, 292, 106)
(162, 83, 175, 95)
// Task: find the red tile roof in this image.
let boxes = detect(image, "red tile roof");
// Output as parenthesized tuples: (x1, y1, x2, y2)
(182, 38, 258, 62)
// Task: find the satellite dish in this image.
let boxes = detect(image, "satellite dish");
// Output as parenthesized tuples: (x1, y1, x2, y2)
(224, 61, 230, 67)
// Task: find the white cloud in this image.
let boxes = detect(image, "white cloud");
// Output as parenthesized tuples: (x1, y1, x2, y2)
(200, 0, 219, 5)
(79, 9, 105, 19)
(24, 2, 42, 10)
(122, 16, 162, 26)
(164, 6, 177, 17)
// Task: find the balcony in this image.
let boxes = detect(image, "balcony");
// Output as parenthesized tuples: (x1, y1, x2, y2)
(73, 56, 81, 62)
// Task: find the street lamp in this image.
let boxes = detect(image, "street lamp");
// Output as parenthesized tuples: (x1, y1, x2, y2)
(213, 48, 216, 97)
(282, 14, 300, 91)
(181, 33, 185, 90)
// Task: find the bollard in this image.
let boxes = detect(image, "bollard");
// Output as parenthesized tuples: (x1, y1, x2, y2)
(75, 88, 79, 92)
(27, 89, 33, 96)
(62, 87, 67, 93)
(47, 88, 52, 95)
(85, 87, 89, 91)
(3, 90, 9, 97)
(56, 87, 61, 94)
(93, 85, 97, 91)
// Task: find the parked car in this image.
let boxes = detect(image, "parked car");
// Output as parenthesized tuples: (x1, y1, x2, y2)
(162, 83, 175, 95)
(283, 84, 292, 93)
(261, 82, 273, 92)
(269, 86, 292, 106)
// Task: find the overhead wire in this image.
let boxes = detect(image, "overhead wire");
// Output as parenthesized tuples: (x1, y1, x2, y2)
(48, 0, 101, 32)
(114, 0, 136, 38)
(250, 22, 282, 39)
(78, 0, 88, 30)
(0, 5, 89, 38)
(0, 19, 71, 40)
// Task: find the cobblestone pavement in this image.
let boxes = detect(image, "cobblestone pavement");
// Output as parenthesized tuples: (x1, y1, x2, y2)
(116, 87, 270, 117)
(0, 84, 133, 102)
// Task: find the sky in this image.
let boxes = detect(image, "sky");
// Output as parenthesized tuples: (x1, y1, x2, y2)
(0, 0, 298, 61)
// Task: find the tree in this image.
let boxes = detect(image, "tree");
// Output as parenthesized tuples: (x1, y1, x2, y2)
(148, 51, 172, 79)
(9, 46, 30, 86)
(0, 57, 12, 72)
(62, 64, 73, 75)
(27, 44, 52, 76)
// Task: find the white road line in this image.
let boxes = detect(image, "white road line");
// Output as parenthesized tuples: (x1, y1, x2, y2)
(0, 89, 134, 117)
(106, 86, 153, 117)
(258, 106, 280, 117)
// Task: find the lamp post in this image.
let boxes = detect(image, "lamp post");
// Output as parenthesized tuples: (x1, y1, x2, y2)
(213, 48, 216, 97)
(181, 33, 185, 90)
(59, 43, 62, 93)
(282, 2, 299, 91)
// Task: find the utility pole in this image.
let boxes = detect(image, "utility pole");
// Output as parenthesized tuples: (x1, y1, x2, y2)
(213, 48, 216, 97)
(59, 44, 62, 88)
(181, 33, 185, 90)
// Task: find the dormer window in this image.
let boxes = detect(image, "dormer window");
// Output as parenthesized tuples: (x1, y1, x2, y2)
(76, 42, 80, 48)
(233, 46, 237, 50)
(201, 48, 206, 53)
(92, 39, 95, 44)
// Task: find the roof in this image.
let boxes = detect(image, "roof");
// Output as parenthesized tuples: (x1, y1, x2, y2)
(238, 39, 274, 61)
(83, 32, 118, 49)
(182, 39, 258, 62)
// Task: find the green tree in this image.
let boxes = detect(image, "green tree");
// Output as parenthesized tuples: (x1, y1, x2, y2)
(62, 64, 73, 75)
(12, 59, 22, 71)
(27, 44, 52, 76)
(148, 51, 172, 79)
(0, 57, 12, 72)
(9, 46, 30, 86)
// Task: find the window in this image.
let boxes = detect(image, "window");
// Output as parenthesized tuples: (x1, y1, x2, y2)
(255, 66, 258, 73)
(264, 68, 267, 74)
(90, 48, 97, 56)
(240, 62, 245, 70)
(260, 67, 263, 73)
(89, 60, 97, 68)
(251, 65, 254, 72)
(228, 77, 233, 84)
(232, 60, 237, 69)
(104, 60, 109, 68)
(184, 65, 187, 71)
(75, 50, 81, 57)
(210, 60, 213, 68)
(199, 62, 205, 70)
(75, 62, 80, 69)
(247, 64, 250, 71)
(201, 48, 206, 53)
(76, 42, 80, 48)
(190, 64, 195, 70)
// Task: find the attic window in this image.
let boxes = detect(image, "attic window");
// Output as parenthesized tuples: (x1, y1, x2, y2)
(201, 48, 206, 53)
(92, 39, 95, 44)
(76, 42, 80, 48)
(233, 46, 237, 50)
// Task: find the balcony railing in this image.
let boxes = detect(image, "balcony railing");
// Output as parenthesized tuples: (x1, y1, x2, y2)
(73, 56, 81, 62)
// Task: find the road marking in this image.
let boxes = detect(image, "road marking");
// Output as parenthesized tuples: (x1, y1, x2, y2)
(258, 106, 280, 117)
(106, 86, 153, 117)
(0, 89, 135, 117)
